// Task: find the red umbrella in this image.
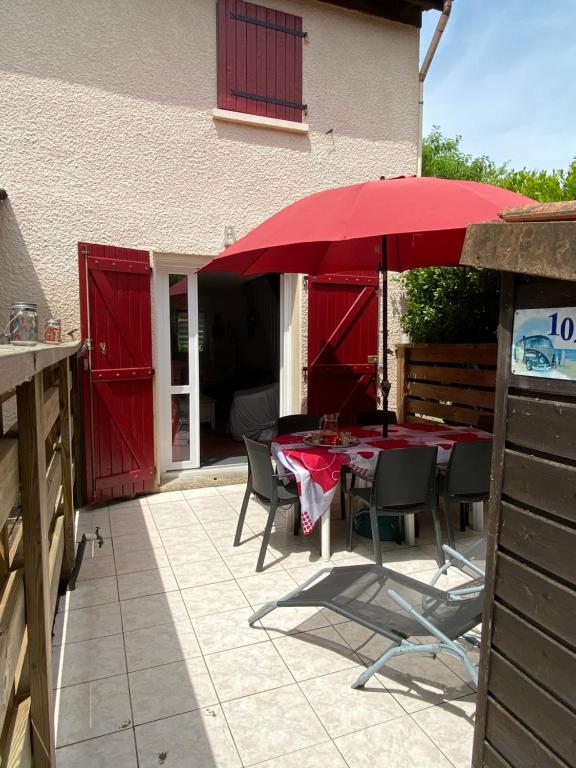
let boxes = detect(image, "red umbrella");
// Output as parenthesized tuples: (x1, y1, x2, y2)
(203, 176, 534, 432)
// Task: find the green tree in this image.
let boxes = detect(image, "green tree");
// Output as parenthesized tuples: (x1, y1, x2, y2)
(401, 128, 575, 343)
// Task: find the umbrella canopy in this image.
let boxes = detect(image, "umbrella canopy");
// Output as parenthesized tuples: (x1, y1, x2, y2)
(203, 176, 535, 276)
(203, 176, 534, 434)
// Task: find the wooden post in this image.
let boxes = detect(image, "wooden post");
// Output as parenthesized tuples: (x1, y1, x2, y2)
(58, 359, 75, 578)
(70, 355, 85, 508)
(395, 345, 407, 423)
(16, 373, 55, 767)
(471, 272, 515, 768)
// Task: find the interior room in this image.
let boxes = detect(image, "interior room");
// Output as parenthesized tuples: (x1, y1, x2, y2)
(197, 271, 280, 466)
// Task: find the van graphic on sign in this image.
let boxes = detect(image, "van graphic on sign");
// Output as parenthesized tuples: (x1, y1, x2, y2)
(513, 335, 557, 372)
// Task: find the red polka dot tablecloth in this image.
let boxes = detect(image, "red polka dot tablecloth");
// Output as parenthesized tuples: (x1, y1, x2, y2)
(271, 423, 491, 535)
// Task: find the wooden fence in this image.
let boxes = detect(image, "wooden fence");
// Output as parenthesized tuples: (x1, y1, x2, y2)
(396, 343, 498, 428)
(0, 342, 81, 767)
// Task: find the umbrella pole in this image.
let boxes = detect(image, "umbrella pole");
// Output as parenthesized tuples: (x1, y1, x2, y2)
(380, 236, 390, 437)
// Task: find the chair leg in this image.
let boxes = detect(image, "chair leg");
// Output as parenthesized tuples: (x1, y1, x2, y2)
(369, 505, 382, 567)
(431, 501, 445, 566)
(460, 503, 467, 532)
(340, 469, 347, 521)
(293, 500, 301, 536)
(346, 501, 355, 552)
(443, 493, 456, 548)
(256, 499, 278, 572)
(234, 479, 252, 547)
(395, 517, 403, 546)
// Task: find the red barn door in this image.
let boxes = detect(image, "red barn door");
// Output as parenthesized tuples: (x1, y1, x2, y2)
(79, 243, 156, 503)
(307, 273, 378, 424)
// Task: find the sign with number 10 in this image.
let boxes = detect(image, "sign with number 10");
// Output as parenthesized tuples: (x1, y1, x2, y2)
(511, 307, 576, 379)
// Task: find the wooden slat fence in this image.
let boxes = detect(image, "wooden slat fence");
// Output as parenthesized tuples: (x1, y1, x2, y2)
(0, 342, 81, 767)
(396, 343, 497, 428)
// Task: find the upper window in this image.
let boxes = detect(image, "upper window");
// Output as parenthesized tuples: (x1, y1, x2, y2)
(217, 0, 306, 123)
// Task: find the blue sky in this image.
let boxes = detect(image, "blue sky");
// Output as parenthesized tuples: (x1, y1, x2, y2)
(420, 1, 576, 172)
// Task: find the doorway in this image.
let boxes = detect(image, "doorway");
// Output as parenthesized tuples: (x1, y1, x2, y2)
(197, 272, 280, 466)
(154, 255, 287, 475)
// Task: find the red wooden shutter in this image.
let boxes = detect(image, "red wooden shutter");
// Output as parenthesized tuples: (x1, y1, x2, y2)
(78, 243, 156, 503)
(307, 273, 379, 425)
(217, 0, 305, 122)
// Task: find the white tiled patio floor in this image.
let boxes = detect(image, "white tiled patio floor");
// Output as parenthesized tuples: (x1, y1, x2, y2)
(53, 486, 480, 768)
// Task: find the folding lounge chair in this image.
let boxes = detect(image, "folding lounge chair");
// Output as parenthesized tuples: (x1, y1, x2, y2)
(249, 540, 485, 689)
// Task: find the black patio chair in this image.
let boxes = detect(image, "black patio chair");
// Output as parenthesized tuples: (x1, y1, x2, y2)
(437, 440, 493, 547)
(277, 413, 319, 435)
(339, 411, 400, 520)
(344, 446, 444, 565)
(249, 538, 486, 689)
(356, 410, 398, 427)
(234, 437, 301, 572)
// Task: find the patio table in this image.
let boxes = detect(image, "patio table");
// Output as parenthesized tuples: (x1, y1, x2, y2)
(272, 422, 492, 561)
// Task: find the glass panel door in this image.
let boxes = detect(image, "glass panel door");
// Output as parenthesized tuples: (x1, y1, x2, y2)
(157, 267, 199, 471)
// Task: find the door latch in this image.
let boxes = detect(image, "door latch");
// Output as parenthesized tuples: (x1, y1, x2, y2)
(99, 341, 107, 356)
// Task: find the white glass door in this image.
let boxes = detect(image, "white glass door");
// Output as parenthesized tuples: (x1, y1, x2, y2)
(156, 265, 200, 471)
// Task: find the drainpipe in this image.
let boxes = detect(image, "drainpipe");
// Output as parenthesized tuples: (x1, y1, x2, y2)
(417, 0, 453, 176)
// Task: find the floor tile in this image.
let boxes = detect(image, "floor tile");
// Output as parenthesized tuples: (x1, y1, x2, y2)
(373, 652, 473, 713)
(52, 634, 126, 688)
(411, 693, 476, 768)
(75, 509, 111, 540)
(253, 741, 348, 768)
(192, 606, 268, 654)
(108, 497, 149, 511)
(55, 729, 138, 768)
(58, 576, 118, 613)
(210, 530, 261, 555)
(159, 523, 210, 547)
(181, 579, 249, 618)
(117, 566, 179, 600)
(53, 602, 123, 646)
(151, 505, 201, 530)
(299, 668, 404, 738)
(114, 545, 170, 575)
(334, 622, 396, 663)
(129, 657, 217, 725)
(55, 674, 132, 747)
(218, 483, 247, 494)
(182, 486, 223, 499)
(171, 558, 233, 590)
(255, 603, 333, 639)
(109, 509, 157, 538)
(225, 549, 285, 577)
(335, 713, 453, 768)
(76, 554, 116, 582)
(135, 706, 241, 768)
(144, 500, 197, 518)
(236, 570, 297, 606)
(120, 591, 189, 632)
(222, 684, 328, 765)
(146, 490, 186, 504)
(124, 618, 202, 672)
(205, 640, 293, 701)
(112, 530, 164, 553)
(189, 504, 238, 525)
(273, 626, 360, 682)
(204, 517, 249, 538)
(164, 538, 220, 566)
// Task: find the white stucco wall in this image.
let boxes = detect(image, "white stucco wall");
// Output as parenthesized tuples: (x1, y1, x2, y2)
(0, 0, 417, 406)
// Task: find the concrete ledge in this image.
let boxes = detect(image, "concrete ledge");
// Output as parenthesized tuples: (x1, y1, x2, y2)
(212, 108, 309, 134)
